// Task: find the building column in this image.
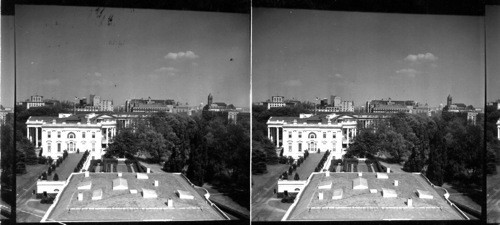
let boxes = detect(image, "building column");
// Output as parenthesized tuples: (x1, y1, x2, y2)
(498, 126, 500, 140)
(35, 127, 39, 148)
(27, 127, 31, 143)
(268, 127, 271, 140)
(276, 127, 279, 148)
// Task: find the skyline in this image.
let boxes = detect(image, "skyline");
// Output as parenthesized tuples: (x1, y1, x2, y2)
(14, 5, 250, 108)
(253, 9, 485, 108)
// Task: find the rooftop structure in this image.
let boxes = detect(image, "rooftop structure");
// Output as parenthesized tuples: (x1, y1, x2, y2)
(42, 173, 227, 222)
(125, 97, 175, 112)
(283, 172, 466, 221)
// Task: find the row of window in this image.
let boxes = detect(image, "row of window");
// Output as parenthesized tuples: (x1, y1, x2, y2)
(48, 131, 95, 139)
(287, 142, 318, 152)
(287, 131, 337, 139)
(47, 141, 96, 152)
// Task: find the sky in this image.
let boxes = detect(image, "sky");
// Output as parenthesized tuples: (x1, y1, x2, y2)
(253, 8, 485, 108)
(1, 16, 15, 108)
(487, 6, 500, 102)
(14, 5, 250, 108)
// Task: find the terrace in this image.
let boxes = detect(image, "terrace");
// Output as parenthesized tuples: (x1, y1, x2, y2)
(285, 172, 465, 221)
(44, 173, 225, 222)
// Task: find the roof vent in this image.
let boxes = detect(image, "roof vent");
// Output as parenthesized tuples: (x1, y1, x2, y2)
(318, 181, 332, 190)
(176, 190, 194, 199)
(318, 192, 324, 200)
(394, 180, 399, 186)
(154, 180, 159, 187)
(332, 188, 343, 200)
(167, 198, 173, 208)
(352, 177, 368, 190)
(382, 188, 397, 198)
(407, 198, 413, 207)
(112, 178, 128, 190)
(416, 189, 433, 199)
(142, 188, 158, 199)
(137, 173, 149, 180)
(376, 173, 388, 179)
(77, 181, 91, 190)
(77, 192, 83, 201)
(92, 189, 103, 200)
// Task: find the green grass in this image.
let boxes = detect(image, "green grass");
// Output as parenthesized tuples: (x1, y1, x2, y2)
(16, 164, 50, 193)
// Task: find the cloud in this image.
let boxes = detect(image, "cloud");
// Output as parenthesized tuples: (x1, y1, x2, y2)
(328, 73, 343, 79)
(165, 51, 199, 60)
(154, 67, 178, 77)
(404, 53, 438, 63)
(94, 72, 102, 77)
(41, 79, 61, 86)
(396, 68, 420, 78)
(282, 79, 302, 87)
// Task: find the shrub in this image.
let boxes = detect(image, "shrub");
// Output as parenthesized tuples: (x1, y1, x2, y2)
(53, 173, 59, 181)
(41, 172, 47, 180)
(47, 156, 53, 165)
(282, 172, 288, 180)
(39, 148, 43, 157)
(40, 196, 55, 204)
(38, 156, 47, 164)
(77, 149, 80, 154)
(287, 156, 294, 165)
(317, 148, 320, 153)
(294, 173, 300, 180)
(304, 150, 309, 159)
(47, 167, 52, 176)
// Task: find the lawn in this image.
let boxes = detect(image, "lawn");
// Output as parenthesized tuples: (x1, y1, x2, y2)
(16, 164, 50, 193)
(252, 164, 289, 197)
(290, 152, 325, 181)
(47, 153, 84, 181)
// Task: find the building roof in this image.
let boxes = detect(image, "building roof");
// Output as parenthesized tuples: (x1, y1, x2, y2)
(268, 114, 357, 126)
(43, 173, 225, 222)
(284, 172, 465, 221)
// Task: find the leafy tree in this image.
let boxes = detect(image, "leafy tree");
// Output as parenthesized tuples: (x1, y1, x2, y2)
(252, 149, 267, 174)
(106, 128, 139, 158)
(137, 128, 167, 163)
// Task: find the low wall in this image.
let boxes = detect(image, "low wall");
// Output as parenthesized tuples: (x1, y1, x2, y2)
(277, 180, 307, 194)
(36, 180, 66, 194)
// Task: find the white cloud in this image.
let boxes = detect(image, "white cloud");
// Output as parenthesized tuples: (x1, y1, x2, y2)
(42, 79, 61, 86)
(404, 53, 438, 63)
(396, 68, 420, 78)
(165, 51, 199, 60)
(94, 72, 102, 77)
(282, 79, 302, 87)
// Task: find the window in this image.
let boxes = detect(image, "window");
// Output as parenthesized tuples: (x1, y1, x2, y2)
(48, 142, 51, 152)
(308, 132, 316, 139)
(48, 131, 51, 138)
(323, 132, 326, 138)
(308, 142, 317, 151)
(67, 132, 75, 139)
(288, 143, 292, 152)
(298, 143, 302, 152)
(299, 131, 302, 138)
(333, 133, 336, 138)
(82, 132, 85, 138)
(57, 143, 61, 152)
(57, 131, 61, 138)
(288, 131, 292, 138)
(92, 142, 95, 151)
(92, 132, 95, 138)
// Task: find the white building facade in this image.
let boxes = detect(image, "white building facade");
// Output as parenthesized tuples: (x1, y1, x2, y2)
(267, 114, 357, 160)
(26, 113, 117, 160)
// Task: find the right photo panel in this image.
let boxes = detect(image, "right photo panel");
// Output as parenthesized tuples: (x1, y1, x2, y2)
(252, 7, 484, 222)
(487, 4, 500, 224)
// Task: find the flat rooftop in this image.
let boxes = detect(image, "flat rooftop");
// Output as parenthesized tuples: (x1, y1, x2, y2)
(43, 173, 226, 222)
(284, 172, 465, 221)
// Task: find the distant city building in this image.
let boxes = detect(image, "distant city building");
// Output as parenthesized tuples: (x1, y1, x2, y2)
(316, 96, 354, 112)
(76, 95, 114, 112)
(263, 95, 286, 109)
(23, 95, 46, 109)
(366, 98, 415, 113)
(267, 113, 358, 160)
(206, 93, 235, 112)
(125, 97, 174, 112)
(0, 106, 12, 125)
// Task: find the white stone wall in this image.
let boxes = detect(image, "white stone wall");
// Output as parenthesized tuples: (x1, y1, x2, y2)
(41, 125, 103, 159)
(277, 180, 307, 193)
(36, 181, 66, 194)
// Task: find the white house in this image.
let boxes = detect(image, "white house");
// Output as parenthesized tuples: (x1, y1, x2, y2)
(26, 113, 117, 160)
(267, 113, 357, 160)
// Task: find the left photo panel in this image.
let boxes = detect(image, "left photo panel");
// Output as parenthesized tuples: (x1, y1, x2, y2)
(13, 3, 250, 222)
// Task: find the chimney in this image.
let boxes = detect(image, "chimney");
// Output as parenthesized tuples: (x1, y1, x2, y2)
(386, 168, 391, 173)
(78, 192, 83, 201)
(318, 192, 324, 200)
(394, 180, 398, 186)
(118, 172, 122, 177)
(154, 180, 159, 187)
(358, 172, 362, 177)
(85, 171, 89, 177)
(325, 171, 330, 177)
(407, 198, 413, 207)
(147, 168, 151, 173)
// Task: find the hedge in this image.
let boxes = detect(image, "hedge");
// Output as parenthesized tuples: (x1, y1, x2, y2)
(314, 150, 330, 172)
